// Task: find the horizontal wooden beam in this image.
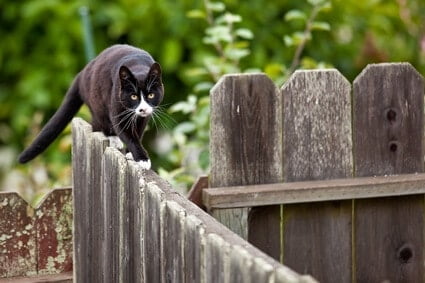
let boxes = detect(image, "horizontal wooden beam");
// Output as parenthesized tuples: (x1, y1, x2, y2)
(2, 272, 73, 283)
(203, 173, 425, 210)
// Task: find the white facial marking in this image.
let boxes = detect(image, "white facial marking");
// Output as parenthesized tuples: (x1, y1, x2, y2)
(135, 92, 153, 117)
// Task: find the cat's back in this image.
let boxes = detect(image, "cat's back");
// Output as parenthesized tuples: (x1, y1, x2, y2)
(86, 44, 153, 74)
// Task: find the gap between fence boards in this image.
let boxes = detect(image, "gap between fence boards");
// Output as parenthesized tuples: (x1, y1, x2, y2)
(202, 173, 425, 210)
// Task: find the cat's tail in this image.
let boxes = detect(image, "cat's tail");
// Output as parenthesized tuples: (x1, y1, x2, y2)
(18, 76, 83, 164)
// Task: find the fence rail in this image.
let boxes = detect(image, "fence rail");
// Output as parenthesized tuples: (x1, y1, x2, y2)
(209, 63, 425, 283)
(71, 117, 314, 283)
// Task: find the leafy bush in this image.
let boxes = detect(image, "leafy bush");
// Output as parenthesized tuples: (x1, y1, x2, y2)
(1, 0, 424, 200)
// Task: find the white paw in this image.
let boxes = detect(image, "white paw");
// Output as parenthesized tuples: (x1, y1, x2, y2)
(138, 159, 151, 170)
(125, 152, 134, 160)
(108, 136, 124, 149)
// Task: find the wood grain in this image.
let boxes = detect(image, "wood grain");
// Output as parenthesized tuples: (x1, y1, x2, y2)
(203, 173, 425, 209)
(71, 118, 92, 282)
(210, 73, 282, 257)
(353, 63, 425, 282)
(281, 69, 353, 283)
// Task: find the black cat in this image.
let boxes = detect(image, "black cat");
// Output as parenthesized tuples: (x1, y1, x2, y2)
(18, 44, 164, 169)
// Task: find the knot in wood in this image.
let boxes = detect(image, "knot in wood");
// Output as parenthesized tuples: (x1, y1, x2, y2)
(397, 244, 413, 264)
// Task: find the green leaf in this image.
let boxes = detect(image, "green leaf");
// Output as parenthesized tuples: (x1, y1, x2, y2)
(307, 0, 326, 6)
(224, 47, 250, 61)
(206, 2, 225, 12)
(186, 9, 206, 19)
(194, 82, 214, 93)
(216, 12, 242, 24)
(311, 21, 331, 31)
(235, 28, 254, 40)
(283, 35, 294, 47)
(175, 122, 196, 134)
(284, 10, 307, 22)
(318, 2, 332, 12)
(204, 26, 232, 43)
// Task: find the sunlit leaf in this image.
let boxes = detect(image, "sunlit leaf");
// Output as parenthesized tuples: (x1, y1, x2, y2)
(206, 2, 225, 12)
(186, 9, 206, 19)
(311, 21, 331, 31)
(235, 28, 254, 39)
(284, 10, 307, 22)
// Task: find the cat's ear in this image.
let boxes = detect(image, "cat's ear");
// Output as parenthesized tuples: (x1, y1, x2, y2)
(147, 63, 162, 81)
(119, 66, 136, 85)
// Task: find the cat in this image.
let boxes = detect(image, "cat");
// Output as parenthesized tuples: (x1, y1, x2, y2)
(18, 44, 164, 170)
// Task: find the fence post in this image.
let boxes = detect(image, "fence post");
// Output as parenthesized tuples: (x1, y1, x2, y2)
(353, 63, 424, 282)
(281, 70, 353, 282)
(210, 73, 282, 257)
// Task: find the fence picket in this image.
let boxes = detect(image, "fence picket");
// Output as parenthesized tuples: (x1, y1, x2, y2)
(281, 69, 353, 283)
(353, 63, 425, 282)
(210, 73, 283, 259)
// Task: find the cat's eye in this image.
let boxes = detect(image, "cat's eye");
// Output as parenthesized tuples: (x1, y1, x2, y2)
(130, 94, 138, 100)
(147, 93, 155, 99)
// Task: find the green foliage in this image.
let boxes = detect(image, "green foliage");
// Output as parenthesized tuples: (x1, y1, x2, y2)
(1, 0, 425, 198)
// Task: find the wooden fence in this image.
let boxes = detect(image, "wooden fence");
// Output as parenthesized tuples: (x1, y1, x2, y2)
(0, 188, 73, 279)
(206, 63, 425, 283)
(71, 117, 315, 283)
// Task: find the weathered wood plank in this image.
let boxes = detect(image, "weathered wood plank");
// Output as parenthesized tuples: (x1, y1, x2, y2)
(0, 271, 73, 282)
(0, 193, 36, 278)
(162, 201, 185, 283)
(210, 73, 282, 258)
(35, 188, 73, 275)
(101, 147, 127, 283)
(281, 69, 353, 283)
(205, 234, 229, 283)
(88, 132, 109, 282)
(203, 173, 425, 209)
(142, 182, 165, 283)
(184, 215, 205, 283)
(124, 161, 144, 283)
(71, 118, 92, 282)
(353, 63, 425, 282)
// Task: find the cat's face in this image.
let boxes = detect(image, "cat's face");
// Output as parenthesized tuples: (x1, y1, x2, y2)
(118, 63, 163, 118)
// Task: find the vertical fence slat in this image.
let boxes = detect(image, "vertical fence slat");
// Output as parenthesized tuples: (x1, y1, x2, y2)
(210, 73, 282, 258)
(353, 63, 424, 282)
(184, 215, 205, 283)
(102, 147, 127, 283)
(71, 118, 92, 282)
(205, 234, 229, 283)
(143, 182, 165, 283)
(126, 161, 144, 283)
(162, 201, 185, 283)
(281, 70, 353, 283)
(89, 132, 108, 282)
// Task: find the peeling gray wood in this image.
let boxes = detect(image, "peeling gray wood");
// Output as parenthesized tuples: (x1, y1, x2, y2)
(281, 69, 353, 283)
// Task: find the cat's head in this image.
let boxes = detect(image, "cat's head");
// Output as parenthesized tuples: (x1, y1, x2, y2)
(118, 63, 164, 118)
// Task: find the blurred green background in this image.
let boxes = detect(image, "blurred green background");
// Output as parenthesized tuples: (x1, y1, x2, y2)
(1, 0, 424, 204)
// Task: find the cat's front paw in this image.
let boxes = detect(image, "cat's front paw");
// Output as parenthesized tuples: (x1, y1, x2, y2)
(125, 152, 134, 160)
(138, 159, 151, 170)
(108, 136, 124, 149)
